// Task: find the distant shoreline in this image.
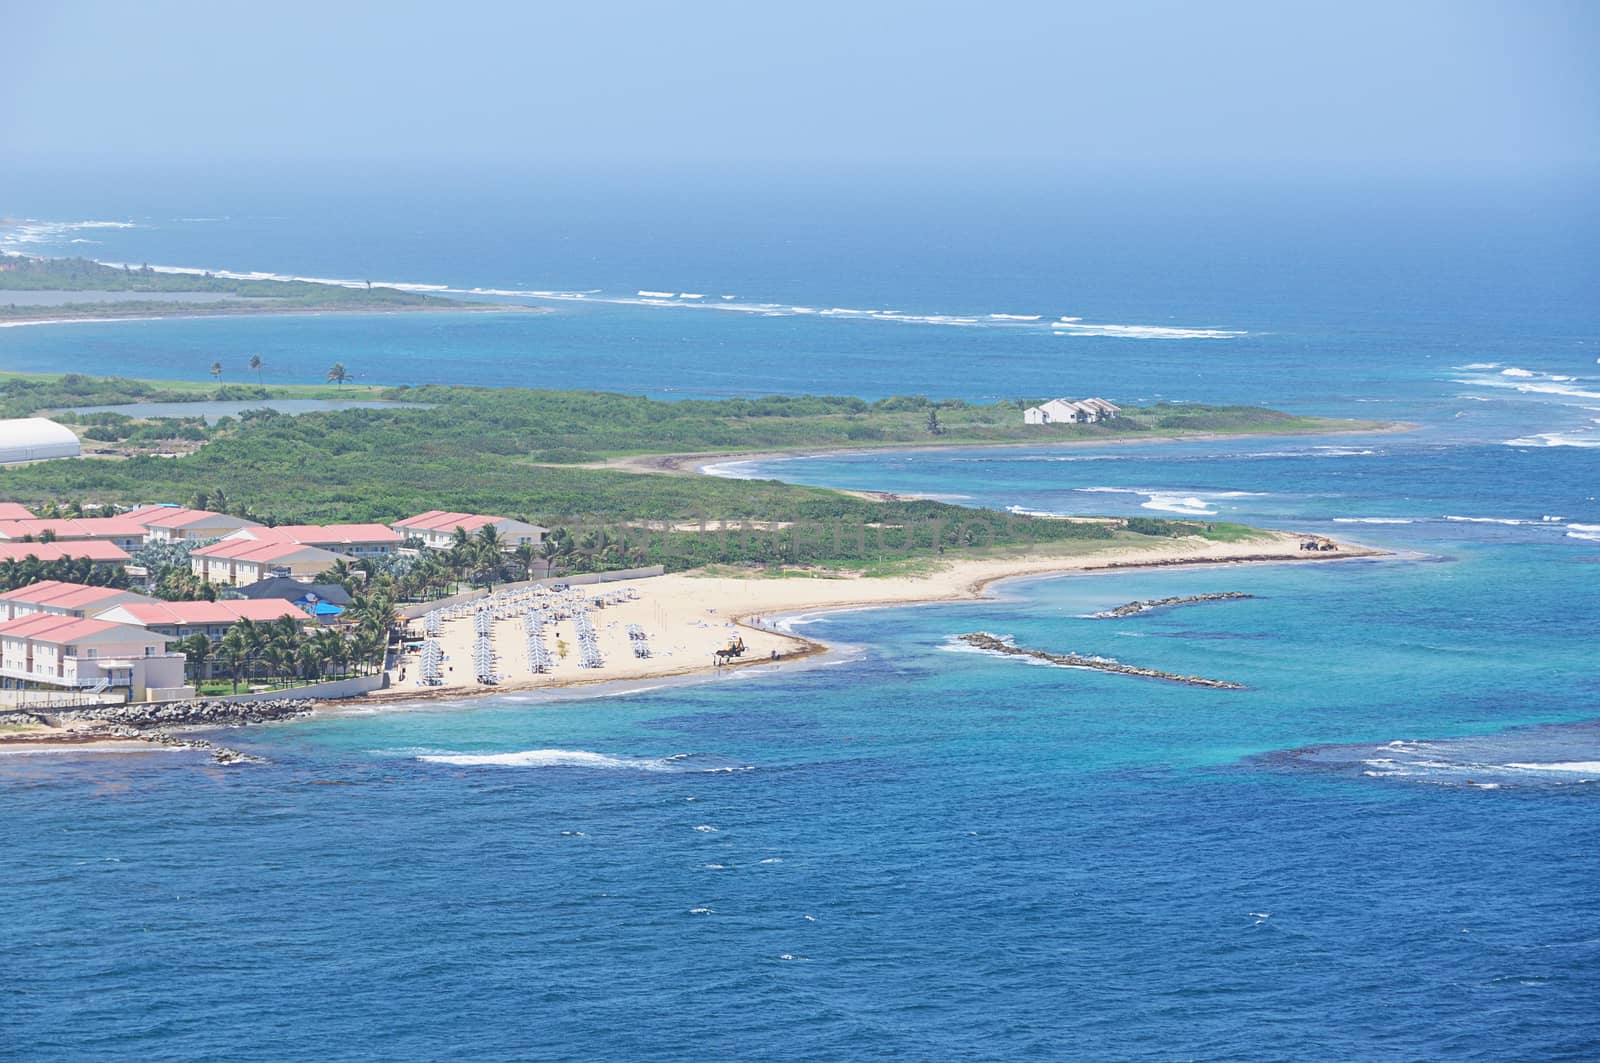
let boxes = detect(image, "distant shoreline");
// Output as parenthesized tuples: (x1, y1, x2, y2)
(598, 419, 1417, 484)
(0, 302, 544, 327)
(0, 531, 1388, 755)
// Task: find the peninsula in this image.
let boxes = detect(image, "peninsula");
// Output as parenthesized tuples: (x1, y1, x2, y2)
(0, 255, 516, 323)
(0, 371, 1390, 754)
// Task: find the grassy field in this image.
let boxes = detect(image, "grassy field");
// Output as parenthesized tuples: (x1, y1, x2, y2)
(0, 373, 1368, 571)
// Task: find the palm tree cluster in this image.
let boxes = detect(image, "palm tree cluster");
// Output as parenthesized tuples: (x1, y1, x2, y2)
(0, 556, 130, 592)
(184, 590, 396, 692)
(319, 526, 570, 602)
(541, 526, 648, 573)
(18, 500, 89, 519)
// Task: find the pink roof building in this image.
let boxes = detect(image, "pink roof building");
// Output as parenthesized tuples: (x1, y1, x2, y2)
(96, 598, 307, 638)
(391, 510, 546, 550)
(0, 503, 37, 520)
(0, 516, 149, 551)
(0, 579, 158, 620)
(189, 537, 341, 587)
(0, 612, 187, 700)
(226, 523, 402, 556)
(0, 541, 131, 565)
(121, 504, 263, 543)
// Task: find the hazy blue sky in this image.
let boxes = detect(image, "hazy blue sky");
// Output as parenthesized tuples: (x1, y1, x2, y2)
(5, 1, 1596, 173)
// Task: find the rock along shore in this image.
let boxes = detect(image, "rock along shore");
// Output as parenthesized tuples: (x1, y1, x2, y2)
(1088, 591, 1257, 619)
(0, 698, 314, 765)
(957, 632, 1246, 689)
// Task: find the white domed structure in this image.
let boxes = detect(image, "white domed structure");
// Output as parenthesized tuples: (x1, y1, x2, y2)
(0, 418, 81, 464)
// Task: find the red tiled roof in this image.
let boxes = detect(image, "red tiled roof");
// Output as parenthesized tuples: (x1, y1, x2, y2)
(0, 541, 130, 563)
(122, 505, 258, 531)
(191, 538, 332, 562)
(393, 509, 501, 533)
(0, 580, 137, 609)
(0, 612, 128, 644)
(106, 599, 306, 626)
(240, 524, 402, 545)
(0, 516, 148, 541)
(0, 503, 37, 520)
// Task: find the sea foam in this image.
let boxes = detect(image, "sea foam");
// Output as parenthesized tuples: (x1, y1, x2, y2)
(418, 749, 750, 772)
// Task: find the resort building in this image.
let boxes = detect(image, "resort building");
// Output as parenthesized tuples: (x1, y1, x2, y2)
(122, 504, 263, 543)
(0, 580, 158, 621)
(0, 613, 189, 701)
(0, 503, 38, 520)
(0, 515, 150, 552)
(1079, 397, 1122, 419)
(189, 538, 344, 587)
(0, 541, 132, 567)
(0, 418, 81, 464)
(392, 510, 547, 551)
(95, 599, 308, 642)
(1023, 397, 1122, 425)
(233, 578, 351, 621)
(220, 523, 403, 557)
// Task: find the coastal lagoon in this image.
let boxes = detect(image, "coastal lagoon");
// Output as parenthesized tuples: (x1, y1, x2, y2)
(2, 176, 1596, 1059)
(64, 398, 433, 422)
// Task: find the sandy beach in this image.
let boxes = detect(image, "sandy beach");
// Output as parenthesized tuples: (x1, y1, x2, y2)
(0, 530, 1383, 752)
(381, 530, 1382, 702)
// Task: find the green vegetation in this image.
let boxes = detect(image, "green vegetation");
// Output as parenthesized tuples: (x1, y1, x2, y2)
(0, 373, 1363, 573)
(0, 255, 490, 321)
(0, 371, 392, 419)
(181, 596, 392, 692)
(0, 555, 131, 591)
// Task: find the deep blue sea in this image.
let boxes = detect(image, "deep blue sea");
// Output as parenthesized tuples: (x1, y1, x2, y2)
(2, 170, 1598, 1060)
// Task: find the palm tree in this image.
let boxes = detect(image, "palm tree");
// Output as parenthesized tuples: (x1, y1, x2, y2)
(512, 543, 539, 582)
(216, 630, 249, 693)
(314, 628, 348, 677)
(296, 642, 323, 682)
(473, 526, 505, 587)
(249, 354, 262, 384)
(319, 558, 358, 591)
(179, 634, 212, 684)
(210, 361, 223, 383)
(327, 362, 348, 387)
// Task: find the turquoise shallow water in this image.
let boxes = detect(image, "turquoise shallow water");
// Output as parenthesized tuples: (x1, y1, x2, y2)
(1, 178, 1598, 1058)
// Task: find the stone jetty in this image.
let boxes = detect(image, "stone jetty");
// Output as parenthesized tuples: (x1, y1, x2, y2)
(0, 698, 313, 765)
(1088, 591, 1256, 619)
(957, 632, 1246, 689)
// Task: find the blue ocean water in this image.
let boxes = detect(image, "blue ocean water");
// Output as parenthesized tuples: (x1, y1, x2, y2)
(2, 172, 1598, 1059)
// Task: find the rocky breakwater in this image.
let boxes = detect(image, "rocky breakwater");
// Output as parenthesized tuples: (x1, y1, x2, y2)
(957, 632, 1246, 689)
(1088, 591, 1256, 619)
(0, 698, 314, 765)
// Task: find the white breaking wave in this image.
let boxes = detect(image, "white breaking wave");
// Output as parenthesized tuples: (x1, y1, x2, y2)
(4, 222, 1247, 340)
(0, 219, 138, 250)
(418, 748, 748, 771)
(699, 459, 764, 479)
(1504, 431, 1600, 448)
(1442, 515, 1538, 526)
(1503, 761, 1600, 775)
(1453, 372, 1600, 402)
(1076, 486, 1260, 517)
(1566, 523, 1600, 542)
(1500, 367, 1536, 378)
(1053, 322, 1247, 339)
(1332, 517, 1416, 524)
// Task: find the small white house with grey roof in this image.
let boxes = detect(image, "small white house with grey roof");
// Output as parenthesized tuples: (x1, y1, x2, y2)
(1023, 398, 1121, 425)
